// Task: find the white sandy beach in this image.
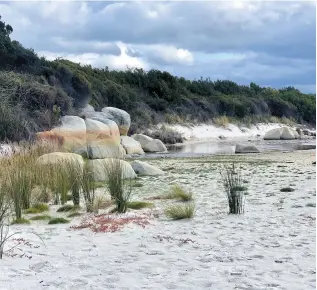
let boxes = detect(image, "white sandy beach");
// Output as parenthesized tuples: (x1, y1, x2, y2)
(0, 150, 315, 290)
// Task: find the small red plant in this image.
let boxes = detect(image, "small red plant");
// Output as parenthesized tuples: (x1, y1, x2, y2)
(71, 214, 151, 233)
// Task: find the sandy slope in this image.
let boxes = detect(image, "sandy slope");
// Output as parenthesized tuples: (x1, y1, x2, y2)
(0, 151, 315, 290)
(164, 122, 315, 141)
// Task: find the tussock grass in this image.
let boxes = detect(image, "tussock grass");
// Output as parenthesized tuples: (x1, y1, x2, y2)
(67, 212, 82, 218)
(127, 201, 154, 210)
(81, 163, 95, 213)
(48, 217, 70, 224)
(30, 215, 51, 221)
(164, 202, 196, 220)
(57, 204, 78, 212)
(280, 187, 295, 192)
(220, 162, 247, 214)
(12, 217, 30, 224)
(213, 115, 229, 127)
(103, 158, 133, 213)
(25, 203, 49, 214)
(166, 184, 193, 201)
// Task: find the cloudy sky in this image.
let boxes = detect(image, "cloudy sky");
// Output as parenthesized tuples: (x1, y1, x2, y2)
(1, 1, 316, 93)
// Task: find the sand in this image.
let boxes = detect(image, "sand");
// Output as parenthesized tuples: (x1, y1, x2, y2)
(0, 150, 315, 290)
(164, 122, 315, 141)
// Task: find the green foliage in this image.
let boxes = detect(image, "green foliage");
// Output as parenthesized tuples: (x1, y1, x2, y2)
(48, 217, 70, 224)
(103, 158, 133, 213)
(0, 15, 315, 142)
(30, 214, 51, 220)
(56, 204, 78, 212)
(220, 163, 247, 214)
(67, 212, 82, 218)
(12, 217, 30, 224)
(127, 201, 154, 210)
(164, 202, 196, 220)
(25, 203, 49, 214)
(167, 184, 193, 201)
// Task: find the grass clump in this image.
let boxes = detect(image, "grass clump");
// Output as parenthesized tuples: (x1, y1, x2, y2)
(103, 158, 133, 213)
(67, 212, 82, 218)
(25, 203, 49, 214)
(30, 215, 51, 221)
(164, 202, 196, 220)
(280, 187, 295, 192)
(220, 162, 247, 214)
(167, 184, 193, 201)
(48, 217, 70, 224)
(12, 217, 30, 224)
(127, 201, 154, 210)
(81, 163, 95, 213)
(57, 204, 78, 212)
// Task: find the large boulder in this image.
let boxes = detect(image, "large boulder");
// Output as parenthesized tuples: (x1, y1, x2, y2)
(74, 144, 125, 159)
(101, 107, 131, 135)
(263, 128, 282, 140)
(36, 152, 84, 171)
(120, 136, 144, 155)
(87, 158, 136, 182)
(280, 127, 296, 140)
(132, 134, 153, 148)
(143, 139, 167, 153)
(38, 116, 86, 151)
(79, 104, 95, 117)
(131, 160, 164, 176)
(83, 112, 120, 139)
(235, 143, 260, 154)
(263, 127, 298, 140)
(85, 118, 120, 146)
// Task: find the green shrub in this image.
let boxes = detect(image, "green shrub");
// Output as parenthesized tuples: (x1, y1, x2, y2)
(164, 202, 196, 220)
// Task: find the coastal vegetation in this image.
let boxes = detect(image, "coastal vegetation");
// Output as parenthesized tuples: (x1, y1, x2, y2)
(0, 15, 315, 142)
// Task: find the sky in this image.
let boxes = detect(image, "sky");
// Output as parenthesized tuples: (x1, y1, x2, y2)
(0, 1, 316, 93)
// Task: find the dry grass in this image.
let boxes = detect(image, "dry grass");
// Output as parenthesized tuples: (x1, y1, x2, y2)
(127, 201, 154, 210)
(213, 115, 229, 127)
(164, 202, 196, 220)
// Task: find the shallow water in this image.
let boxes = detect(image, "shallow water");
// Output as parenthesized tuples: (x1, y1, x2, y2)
(143, 138, 316, 158)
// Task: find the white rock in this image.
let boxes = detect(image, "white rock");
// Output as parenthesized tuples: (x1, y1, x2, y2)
(143, 139, 167, 152)
(263, 128, 282, 140)
(36, 152, 84, 171)
(235, 143, 260, 154)
(101, 107, 131, 135)
(87, 158, 136, 181)
(85, 118, 120, 145)
(50, 116, 87, 150)
(120, 136, 144, 155)
(280, 127, 296, 140)
(131, 160, 164, 176)
(132, 134, 153, 148)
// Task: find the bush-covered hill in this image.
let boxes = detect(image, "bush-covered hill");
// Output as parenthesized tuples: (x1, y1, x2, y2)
(0, 15, 315, 142)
